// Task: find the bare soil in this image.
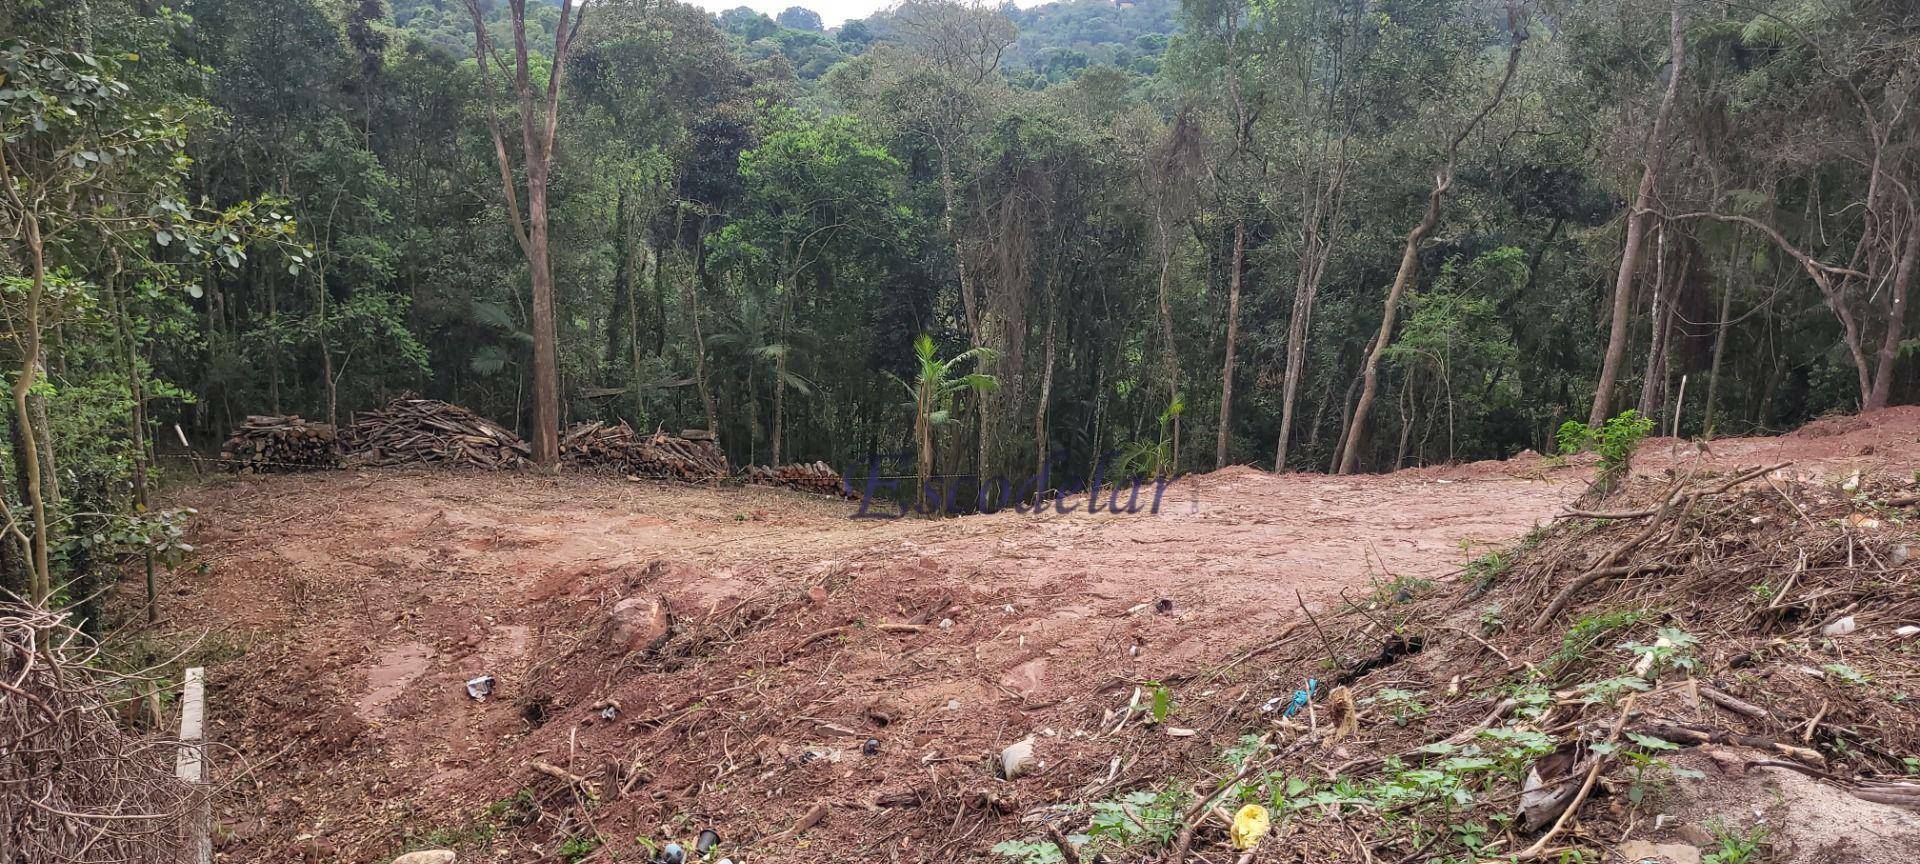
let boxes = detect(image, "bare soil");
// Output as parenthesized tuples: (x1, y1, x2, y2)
(145, 407, 1920, 863)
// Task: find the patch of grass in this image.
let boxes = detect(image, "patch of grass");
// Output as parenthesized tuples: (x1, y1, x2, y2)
(1364, 574, 1437, 607)
(1466, 550, 1510, 594)
(1702, 821, 1770, 864)
(396, 789, 533, 855)
(1087, 788, 1186, 848)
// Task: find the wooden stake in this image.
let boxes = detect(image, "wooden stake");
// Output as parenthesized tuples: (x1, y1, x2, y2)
(176, 667, 210, 864)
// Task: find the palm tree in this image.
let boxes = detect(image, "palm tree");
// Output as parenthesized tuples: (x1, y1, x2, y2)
(887, 334, 997, 514)
(709, 293, 812, 465)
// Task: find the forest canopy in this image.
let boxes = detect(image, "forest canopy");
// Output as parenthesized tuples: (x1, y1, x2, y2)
(3, 0, 1918, 608)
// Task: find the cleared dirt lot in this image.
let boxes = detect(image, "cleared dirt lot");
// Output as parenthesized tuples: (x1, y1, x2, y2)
(156, 408, 1920, 862)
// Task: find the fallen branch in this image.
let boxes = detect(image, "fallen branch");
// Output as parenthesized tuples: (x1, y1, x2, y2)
(1045, 823, 1081, 864)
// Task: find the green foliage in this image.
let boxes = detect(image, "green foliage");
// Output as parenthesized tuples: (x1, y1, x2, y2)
(1548, 608, 1647, 674)
(1592, 732, 1703, 807)
(1364, 573, 1436, 607)
(1701, 822, 1770, 864)
(1466, 550, 1510, 594)
(9, 0, 1914, 650)
(1822, 663, 1871, 687)
(1361, 687, 1428, 726)
(1287, 723, 1555, 820)
(992, 835, 1083, 864)
(1625, 627, 1699, 676)
(1148, 681, 1173, 724)
(1087, 788, 1185, 848)
(1560, 411, 1655, 481)
(556, 835, 600, 863)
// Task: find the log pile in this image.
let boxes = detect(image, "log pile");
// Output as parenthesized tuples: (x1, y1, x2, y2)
(343, 399, 531, 469)
(220, 415, 341, 472)
(561, 422, 728, 481)
(741, 462, 856, 498)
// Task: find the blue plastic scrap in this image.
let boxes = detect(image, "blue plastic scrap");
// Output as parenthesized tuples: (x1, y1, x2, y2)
(1281, 678, 1319, 718)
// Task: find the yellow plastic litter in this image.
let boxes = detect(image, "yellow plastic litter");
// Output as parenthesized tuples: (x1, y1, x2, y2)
(1230, 804, 1270, 851)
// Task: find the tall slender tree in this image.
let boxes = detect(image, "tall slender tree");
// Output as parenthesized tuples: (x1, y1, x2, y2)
(1338, 26, 1526, 474)
(1590, 1, 1685, 426)
(463, 0, 589, 465)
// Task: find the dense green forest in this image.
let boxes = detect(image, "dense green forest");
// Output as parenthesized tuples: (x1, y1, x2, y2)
(3, 0, 1918, 606)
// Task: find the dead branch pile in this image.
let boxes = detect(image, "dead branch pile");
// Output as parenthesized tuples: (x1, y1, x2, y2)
(989, 464, 1920, 864)
(740, 462, 856, 498)
(343, 398, 531, 469)
(1, 603, 194, 863)
(219, 415, 340, 472)
(561, 422, 728, 481)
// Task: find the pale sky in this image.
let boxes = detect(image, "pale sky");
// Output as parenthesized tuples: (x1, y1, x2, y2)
(684, 0, 1048, 28)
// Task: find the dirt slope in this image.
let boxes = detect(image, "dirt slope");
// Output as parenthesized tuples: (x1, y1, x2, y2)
(149, 408, 1920, 863)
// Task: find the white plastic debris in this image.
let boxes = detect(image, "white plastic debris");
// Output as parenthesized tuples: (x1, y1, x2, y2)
(464, 675, 494, 701)
(1000, 736, 1037, 779)
(1822, 616, 1858, 637)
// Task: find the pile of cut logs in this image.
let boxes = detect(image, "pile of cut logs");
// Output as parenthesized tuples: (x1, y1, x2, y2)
(220, 415, 341, 472)
(741, 462, 857, 498)
(343, 398, 532, 469)
(561, 422, 728, 481)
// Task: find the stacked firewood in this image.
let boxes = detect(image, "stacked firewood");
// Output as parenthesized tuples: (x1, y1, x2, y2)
(220, 415, 342, 472)
(741, 462, 856, 498)
(561, 422, 728, 481)
(343, 398, 531, 469)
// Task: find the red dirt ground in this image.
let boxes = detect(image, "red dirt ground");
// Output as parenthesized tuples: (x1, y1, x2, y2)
(150, 407, 1920, 863)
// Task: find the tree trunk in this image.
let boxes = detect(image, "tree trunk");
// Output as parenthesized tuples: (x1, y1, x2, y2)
(1637, 226, 1671, 418)
(1329, 369, 1362, 473)
(746, 365, 760, 466)
(1156, 213, 1178, 412)
(1395, 376, 1415, 469)
(1034, 300, 1056, 476)
(316, 263, 338, 428)
(1865, 218, 1919, 411)
(1337, 35, 1524, 474)
(916, 379, 934, 514)
(1275, 129, 1351, 472)
(1702, 247, 1737, 437)
(267, 267, 281, 415)
(465, 0, 585, 467)
(630, 246, 646, 422)
(526, 164, 560, 464)
(1337, 191, 1439, 474)
(1591, 1, 1686, 426)
(13, 218, 52, 602)
(1215, 220, 1245, 469)
(772, 352, 786, 467)
(682, 267, 719, 434)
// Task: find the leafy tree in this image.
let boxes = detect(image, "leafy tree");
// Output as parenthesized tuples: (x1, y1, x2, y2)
(1, 38, 303, 602)
(461, 0, 590, 466)
(777, 6, 824, 32)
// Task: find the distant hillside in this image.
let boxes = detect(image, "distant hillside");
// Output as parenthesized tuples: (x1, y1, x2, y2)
(1002, 0, 1180, 81)
(386, 0, 1178, 85)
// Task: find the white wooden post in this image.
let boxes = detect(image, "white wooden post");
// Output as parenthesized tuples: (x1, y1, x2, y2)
(176, 667, 210, 864)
